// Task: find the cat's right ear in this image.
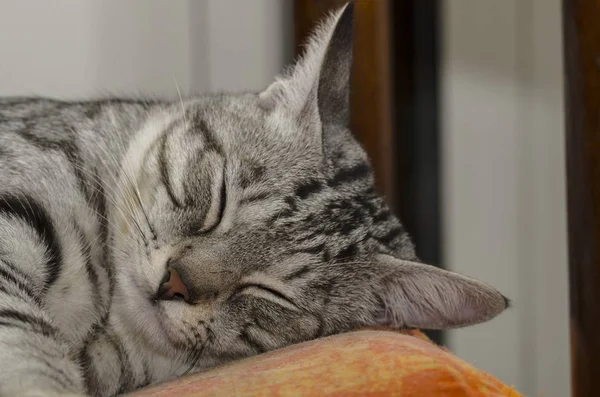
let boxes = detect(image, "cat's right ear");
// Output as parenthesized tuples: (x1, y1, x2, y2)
(259, 2, 353, 134)
(369, 254, 509, 329)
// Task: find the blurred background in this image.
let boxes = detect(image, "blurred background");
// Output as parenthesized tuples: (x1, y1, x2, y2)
(0, 1, 570, 396)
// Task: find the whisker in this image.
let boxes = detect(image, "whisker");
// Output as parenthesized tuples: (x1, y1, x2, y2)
(172, 75, 189, 132)
(102, 116, 154, 243)
(67, 161, 144, 243)
(182, 322, 211, 376)
(106, 113, 157, 242)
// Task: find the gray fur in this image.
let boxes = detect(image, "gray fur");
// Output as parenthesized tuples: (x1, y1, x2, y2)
(0, 4, 507, 397)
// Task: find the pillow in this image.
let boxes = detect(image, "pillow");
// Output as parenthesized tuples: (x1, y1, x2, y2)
(126, 329, 523, 397)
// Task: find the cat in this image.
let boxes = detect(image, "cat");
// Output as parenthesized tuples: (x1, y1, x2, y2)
(0, 3, 507, 397)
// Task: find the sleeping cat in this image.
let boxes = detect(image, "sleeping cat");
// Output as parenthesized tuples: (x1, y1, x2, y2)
(0, 3, 507, 397)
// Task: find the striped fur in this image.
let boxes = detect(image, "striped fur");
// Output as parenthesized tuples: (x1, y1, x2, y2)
(0, 4, 507, 396)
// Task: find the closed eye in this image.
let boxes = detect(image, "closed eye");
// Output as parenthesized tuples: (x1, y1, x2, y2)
(199, 165, 227, 233)
(232, 283, 299, 312)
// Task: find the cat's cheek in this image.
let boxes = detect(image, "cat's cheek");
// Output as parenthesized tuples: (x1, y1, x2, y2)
(157, 300, 215, 344)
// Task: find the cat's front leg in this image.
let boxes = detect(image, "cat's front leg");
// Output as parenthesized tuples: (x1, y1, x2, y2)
(0, 262, 88, 397)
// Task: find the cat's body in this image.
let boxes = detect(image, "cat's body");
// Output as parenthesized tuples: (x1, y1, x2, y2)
(0, 4, 507, 397)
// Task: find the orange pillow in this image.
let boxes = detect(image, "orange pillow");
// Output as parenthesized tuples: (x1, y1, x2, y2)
(127, 329, 523, 397)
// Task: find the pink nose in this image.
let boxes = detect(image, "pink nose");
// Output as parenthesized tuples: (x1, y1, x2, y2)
(157, 268, 190, 302)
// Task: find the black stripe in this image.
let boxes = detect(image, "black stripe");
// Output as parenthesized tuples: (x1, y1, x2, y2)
(107, 330, 133, 395)
(78, 323, 102, 394)
(77, 347, 93, 388)
(0, 265, 39, 303)
(62, 141, 90, 203)
(251, 318, 273, 335)
(328, 163, 370, 187)
(314, 313, 326, 338)
(236, 284, 298, 309)
(239, 191, 273, 205)
(38, 356, 78, 391)
(89, 165, 109, 228)
(0, 259, 35, 291)
(295, 178, 324, 200)
(254, 285, 297, 308)
(374, 226, 404, 246)
(239, 325, 267, 353)
(191, 113, 222, 154)
(284, 196, 297, 211)
(31, 369, 73, 391)
(239, 163, 266, 189)
(217, 168, 227, 220)
(294, 229, 324, 244)
(283, 265, 313, 281)
(373, 209, 392, 223)
(82, 102, 103, 119)
(0, 194, 62, 289)
(334, 243, 359, 262)
(73, 222, 103, 309)
(316, 279, 336, 304)
(92, 166, 115, 297)
(159, 134, 183, 208)
(267, 196, 298, 224)
(0, 309, 57, 337)
(290, 243, 325, 256)
(139, 358, 152, 389)
(17, 128, 95, 210)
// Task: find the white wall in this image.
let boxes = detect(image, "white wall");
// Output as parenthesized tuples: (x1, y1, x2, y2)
(199, 0, 293, 93)
(0, 0, 292, 98)
(443, 1, 570, 396)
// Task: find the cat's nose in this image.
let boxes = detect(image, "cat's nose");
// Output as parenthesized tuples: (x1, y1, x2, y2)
(156, 268, 190, 302)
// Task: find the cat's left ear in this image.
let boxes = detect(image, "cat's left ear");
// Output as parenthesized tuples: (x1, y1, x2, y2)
(259, 2, 353, 129)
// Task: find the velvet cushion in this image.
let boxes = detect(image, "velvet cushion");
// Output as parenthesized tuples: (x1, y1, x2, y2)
(127, 329, 523, 397)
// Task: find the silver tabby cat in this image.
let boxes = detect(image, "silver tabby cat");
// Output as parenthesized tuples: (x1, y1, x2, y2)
(0, 4, 507, 397)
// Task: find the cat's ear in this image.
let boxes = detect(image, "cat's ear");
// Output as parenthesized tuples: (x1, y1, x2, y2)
(371, 254, 509, 329)
(259, 2, 353, 129)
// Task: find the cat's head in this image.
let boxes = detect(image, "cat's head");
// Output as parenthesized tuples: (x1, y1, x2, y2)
(111, 2, 507, 369)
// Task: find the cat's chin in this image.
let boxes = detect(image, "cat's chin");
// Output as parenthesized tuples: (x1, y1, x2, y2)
(113, 275, 183, 358)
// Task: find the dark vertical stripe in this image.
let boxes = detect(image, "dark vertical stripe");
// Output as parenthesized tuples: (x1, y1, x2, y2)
(239, 325, 267, 353)
(78, 323, 103, 394)
(17, 128, 95, 211)
(92, 166, 115, 297)
(159, 133, 183, 208)
(73, 222, 102, 310)
(107, 331, 134, 395)
(191, 113, 223, 154)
